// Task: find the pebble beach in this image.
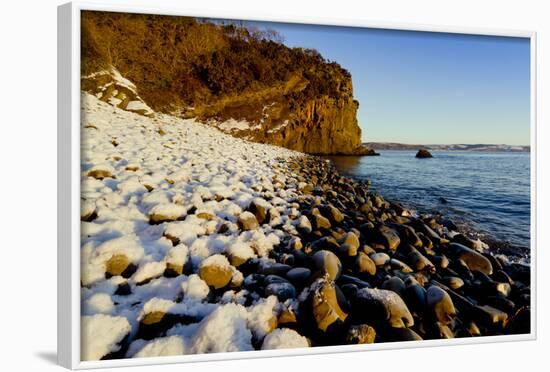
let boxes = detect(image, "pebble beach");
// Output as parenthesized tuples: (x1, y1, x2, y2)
(80, 92, 531, 361)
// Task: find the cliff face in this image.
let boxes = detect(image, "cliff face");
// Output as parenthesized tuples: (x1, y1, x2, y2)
(203, 76, 365, 155)
(81, 11, 374, 155)
(271, 96, 362, 154)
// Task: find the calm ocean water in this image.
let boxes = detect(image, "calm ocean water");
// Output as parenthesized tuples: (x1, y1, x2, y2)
(328, 151, 531, 260)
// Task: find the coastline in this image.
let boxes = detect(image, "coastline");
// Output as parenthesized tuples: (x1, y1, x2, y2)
(80, 93, 530, 360)
(326, 151, 531, 264)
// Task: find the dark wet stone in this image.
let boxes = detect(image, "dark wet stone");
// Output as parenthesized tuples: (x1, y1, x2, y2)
(248, 200, 268, 224)
(381, 276, 406, 297)
(338, 274, 371, 289)
(286, 267, 312, 287)
(258, 263, 293, 276)
(385, 327, 423, 342)
(415, 149, 433, 158)
(506, 306, 530, 334)
(447, 243, 493, 275)
(306, 236, 340, 254)
(374, 225, 401, 251)
(265, 280, 297, 301)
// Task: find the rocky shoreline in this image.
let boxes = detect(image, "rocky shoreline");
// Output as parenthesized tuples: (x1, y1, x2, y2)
(269, 155, 530, 344)
(80, 93, 530, 360)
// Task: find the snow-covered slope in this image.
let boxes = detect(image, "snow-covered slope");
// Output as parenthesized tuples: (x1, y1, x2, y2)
(82, 67, 154, 117)
(80, 93, 311, 360)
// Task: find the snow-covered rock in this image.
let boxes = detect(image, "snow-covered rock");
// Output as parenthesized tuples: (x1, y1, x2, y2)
(81, 314, 131, 361)
(129, 336, 186, 358)
(190, 304, 254, 354)
(80, 92, 303, 360)
(199, 254, 233, 289)
(181, 274, 210, 301)
(261, 328, 309, 350)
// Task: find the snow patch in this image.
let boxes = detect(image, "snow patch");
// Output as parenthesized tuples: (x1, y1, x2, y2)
(261, 328, 309, 350)
(81, 314, 131, 361)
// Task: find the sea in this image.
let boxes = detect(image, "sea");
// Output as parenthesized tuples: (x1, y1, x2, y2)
(327, 151, 531, 262)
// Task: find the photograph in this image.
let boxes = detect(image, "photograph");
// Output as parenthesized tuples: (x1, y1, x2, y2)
(78, 10, 532, 362)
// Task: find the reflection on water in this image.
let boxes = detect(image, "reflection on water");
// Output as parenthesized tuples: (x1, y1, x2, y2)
(325, 156, 362, 174)
(326, 151, 531, 260)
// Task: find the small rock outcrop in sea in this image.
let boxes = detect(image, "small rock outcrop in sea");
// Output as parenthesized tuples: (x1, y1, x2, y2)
(416, 149, 433, 158)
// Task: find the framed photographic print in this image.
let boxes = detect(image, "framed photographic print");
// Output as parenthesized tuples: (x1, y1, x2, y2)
(58, 1, 536, 369)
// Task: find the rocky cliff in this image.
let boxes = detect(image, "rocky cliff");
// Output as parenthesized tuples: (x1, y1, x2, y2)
(197, 71, 372, 155)
(81, 11, 375, 155)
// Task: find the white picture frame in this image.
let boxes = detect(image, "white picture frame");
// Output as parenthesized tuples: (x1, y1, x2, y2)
(58, 1, 537, 369)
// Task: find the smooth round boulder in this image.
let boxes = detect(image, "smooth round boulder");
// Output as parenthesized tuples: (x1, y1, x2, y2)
(426, 285, 456, 325)
(404, 276, 427, 314)
(196, 210, 216, 220)
(407, 250, 435, 273)
(258, 262, 293, 276)
(311, 211, 331, 230)
(198, 254, 233, 289)
(248, 200, 268, 224)
(339, 243, 358, 257)
(381, 276, 406, 297)
(308, 278, 348, 332)
(105, 254, 136, 278)
(148, 203, 187, 224)
(442, 276, 464, 290)
(286, 267, 312, 286)
(341, 232, 360, 251)
(448, 243, 493, 275)
(431, 255, 450, 269)
(390, 258, 413, 273)
(355, 252, 376, 275)
(265, 280, 297, 301)
(398, 225, 423, 247)
(375, 225, 401, 251)
(370, 252, 390, 266)
(238, 211, 260, 231)
(354, 288, 414, 328)
(313, 250, 342, 280)
(297, 215, 312, 234)
(326, 204, 345, 223)
(307, 236, 340, 254)
(362, 245, 376, 255)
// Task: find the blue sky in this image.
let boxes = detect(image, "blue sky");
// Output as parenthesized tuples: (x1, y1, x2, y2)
(241, 21, 531, 145)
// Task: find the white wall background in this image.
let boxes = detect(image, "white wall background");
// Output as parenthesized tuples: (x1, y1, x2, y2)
(0, 0, 547, 370)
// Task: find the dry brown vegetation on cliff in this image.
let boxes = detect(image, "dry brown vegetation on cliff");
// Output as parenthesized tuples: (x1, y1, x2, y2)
(81, 11, 371, 155)
(82, 12, 347, 112)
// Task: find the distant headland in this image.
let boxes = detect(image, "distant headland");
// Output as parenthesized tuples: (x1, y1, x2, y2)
(364, 142, 530, 152)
